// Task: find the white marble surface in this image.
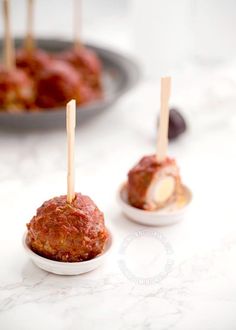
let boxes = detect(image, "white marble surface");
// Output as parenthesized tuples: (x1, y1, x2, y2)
(1, 2, 236, 329)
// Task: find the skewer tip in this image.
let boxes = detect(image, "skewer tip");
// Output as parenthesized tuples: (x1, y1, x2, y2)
(67, 99, 76, 108)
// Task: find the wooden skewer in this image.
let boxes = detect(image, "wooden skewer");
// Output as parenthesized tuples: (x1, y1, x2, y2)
(74, 0, 82, 48)
(156, 77, 171, 163)
(66, 99, 76, 204)
(3, 0, 15, 70)
(25, 0, 35, 52)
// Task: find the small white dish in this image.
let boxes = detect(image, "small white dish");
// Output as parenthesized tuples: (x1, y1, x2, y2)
(117, 184, 192, 226)
(22, 229, 113, 275)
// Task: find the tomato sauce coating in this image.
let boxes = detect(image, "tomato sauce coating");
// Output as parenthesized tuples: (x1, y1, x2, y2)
(0, 67, 34, 111)
(16, 48, 51, 77)
(56, 46, 103, 100)
(27, 193, 108, 262)
(35, 61, 88, 108)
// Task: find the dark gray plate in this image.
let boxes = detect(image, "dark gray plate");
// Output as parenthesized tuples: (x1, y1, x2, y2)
(0, 38, 140, 129)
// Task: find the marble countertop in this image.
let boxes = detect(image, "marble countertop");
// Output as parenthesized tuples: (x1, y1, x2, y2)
(0, 60, 236, 329)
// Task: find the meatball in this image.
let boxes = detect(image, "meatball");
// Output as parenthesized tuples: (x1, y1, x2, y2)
(127, 155, 183, 211)
(0, 66, 34, 111)
(35, 60, 88, 108)
(16, 48, 51, 77)
(26, 193, 109, 262)
(57, 46, 103, 98)
(57, 46, 102, 85)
